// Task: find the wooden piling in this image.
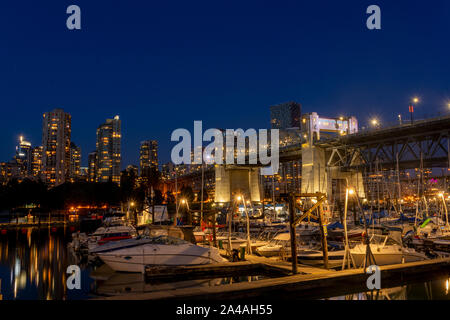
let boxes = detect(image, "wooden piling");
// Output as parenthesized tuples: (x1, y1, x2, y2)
(318, 203, 329, 269)
(288, 194, 298, 274)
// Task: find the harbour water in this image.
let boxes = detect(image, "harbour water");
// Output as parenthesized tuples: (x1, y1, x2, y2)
(0, 226, 93, 300)
(324, 278, 450, 300)
(0, 226, 270, 300)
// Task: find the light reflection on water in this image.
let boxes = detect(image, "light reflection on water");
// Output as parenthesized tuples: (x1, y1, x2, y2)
(0, 227, 93, 300)
(0, 227, 268, 300)
(325, 278, 450, 300)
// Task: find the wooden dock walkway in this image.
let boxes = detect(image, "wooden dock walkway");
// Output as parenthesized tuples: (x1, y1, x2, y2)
(99, 257, 450, 300)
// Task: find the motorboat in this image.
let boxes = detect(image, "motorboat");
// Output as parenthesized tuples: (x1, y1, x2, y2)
(87, 224, 137, 251)
(91, 234, 226, 273)
(296, 222, 319, 237)
(350, 233, 427, 267)
(256, 232, 290, 257)
(217, 233, 248, 251)
(297, 248, 345, 268)
(69, 217, 136, 253)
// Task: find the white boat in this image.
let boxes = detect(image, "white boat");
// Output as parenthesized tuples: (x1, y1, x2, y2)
(256, 232, 290, 257)
(350, 233, 427, 267)
(87, 224, 137, 252)
(217, 233, 248, 251)
(297, 249, 345, 268)
(296, 222, 319, 237)
(91, 235, 226, 273)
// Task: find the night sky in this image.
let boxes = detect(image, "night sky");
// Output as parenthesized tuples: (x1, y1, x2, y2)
(1, 0, 449, 167)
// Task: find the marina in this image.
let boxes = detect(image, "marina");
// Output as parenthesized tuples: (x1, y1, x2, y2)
(1, 1, 450, 308)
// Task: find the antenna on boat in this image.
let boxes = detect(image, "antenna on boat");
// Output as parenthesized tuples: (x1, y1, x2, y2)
(353, 189, 377, 268)
(342, 187, 356, 270)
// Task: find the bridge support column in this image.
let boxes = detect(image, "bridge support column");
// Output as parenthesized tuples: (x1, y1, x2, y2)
(327, 167, 366, 199)
(214, 165, 262, 203)
(301, 145, 328, 194)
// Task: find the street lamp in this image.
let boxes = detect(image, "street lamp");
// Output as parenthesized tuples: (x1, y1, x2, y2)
(237, 194, 252, 254)
(409, 97, 419, 125)
(439, 193, 449, 227)
(371, 119, 379, 127)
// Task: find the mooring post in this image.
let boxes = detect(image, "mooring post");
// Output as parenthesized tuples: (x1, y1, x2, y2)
(318, 200, 329, 269)
(288, 194, 298, 274)
(212, 213, 217, 247)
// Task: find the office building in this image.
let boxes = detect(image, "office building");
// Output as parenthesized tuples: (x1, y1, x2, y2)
(96, 116, 121, 184)
(42, 108, 72, 186)
(139, 140, 158, 176)
(270, 101, 302, 129)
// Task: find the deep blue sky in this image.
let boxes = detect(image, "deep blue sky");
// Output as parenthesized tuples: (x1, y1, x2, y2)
(1, 0, 450, 167)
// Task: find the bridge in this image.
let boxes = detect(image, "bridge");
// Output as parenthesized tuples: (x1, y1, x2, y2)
(163, 114, 450, 203)
(278, 114, 450, 198)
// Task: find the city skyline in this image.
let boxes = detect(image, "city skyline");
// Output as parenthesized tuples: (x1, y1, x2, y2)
(1, 1, 450, 168)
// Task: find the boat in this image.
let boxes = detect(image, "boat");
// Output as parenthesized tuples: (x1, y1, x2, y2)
(350, 233, 427, 267)
(217, 233, 248, 251)
(255, 232, 290, 257)
(91, 234, 226, 273)
(296, 249, 345, 268)
(69, 217, 136, 253)
(87, 224, 137, 251)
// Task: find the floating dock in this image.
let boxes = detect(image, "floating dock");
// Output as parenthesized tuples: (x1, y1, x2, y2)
(99, 257, 450, 300)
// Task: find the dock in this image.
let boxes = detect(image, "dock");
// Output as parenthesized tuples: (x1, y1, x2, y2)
(98, 257, 450, 300)
(0, 221, 78, 230)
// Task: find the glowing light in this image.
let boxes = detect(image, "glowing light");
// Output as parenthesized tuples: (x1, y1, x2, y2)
(413, 97, 419, 104)
(446, 279, 449, 295)
(348, 188, 355, 195)
(237, 196, 242, 201)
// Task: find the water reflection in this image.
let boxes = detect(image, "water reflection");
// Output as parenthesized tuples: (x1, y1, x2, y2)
(327, 278, 450, 300)
(0, 227, 92, 300)
(93, 271, 265, 297)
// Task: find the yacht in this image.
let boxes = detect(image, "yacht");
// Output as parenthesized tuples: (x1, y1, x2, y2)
(296, 249, 345, 268)
(256, 232, 290, 257)
(87, 224, 137, 251)
(69, 218, 136, 253)
(350, 233, 427, 267)
(91, 234, 226, 273)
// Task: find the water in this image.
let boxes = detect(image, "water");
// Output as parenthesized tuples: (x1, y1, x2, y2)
(324, 278, 450, 300)
(0, 227, 271, 300)
(0, 227, 93, 300)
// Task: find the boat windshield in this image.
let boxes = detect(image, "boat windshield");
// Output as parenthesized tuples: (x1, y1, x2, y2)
(141, 235, 189, 245)
(369, 234, 401, 246)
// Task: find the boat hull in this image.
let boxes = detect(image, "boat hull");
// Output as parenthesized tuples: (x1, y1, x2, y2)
(95, 243, 224, 273)
(350, 245, 426, 267)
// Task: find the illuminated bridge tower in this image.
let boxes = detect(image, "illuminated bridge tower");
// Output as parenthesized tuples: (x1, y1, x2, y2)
(301, 112, 365, 197)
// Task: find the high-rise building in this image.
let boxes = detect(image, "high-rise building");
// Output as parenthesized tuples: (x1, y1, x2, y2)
(96, 116, 121, 184)
(70, 142, 81, 181)
(88, 151, 97, 182)
(139, 140, 158, 175)
(15, 135, 32, 177)
(42, 108, 72, 186)
(31, 146, 43, 178)
(270, 101, 302, 129)
(80, 167, 89, 181)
